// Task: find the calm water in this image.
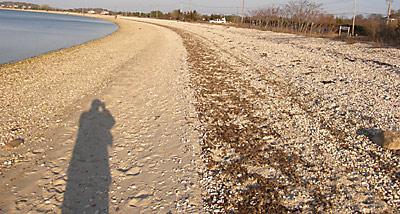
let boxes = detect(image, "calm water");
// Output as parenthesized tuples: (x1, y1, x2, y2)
(0, 10, 118, 64)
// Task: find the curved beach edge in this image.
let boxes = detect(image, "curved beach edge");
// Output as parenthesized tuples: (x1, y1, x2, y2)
(0, 10, 120, 69)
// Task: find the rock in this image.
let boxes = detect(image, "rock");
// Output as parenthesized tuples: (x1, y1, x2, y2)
(128, 197, 151, 207)
(51, 186, 65, 193)
(115, 147, 125, 152)
(15, 199, 28, 210)
(126, 167, 141, 176)
(138, 199, 151, 207)
(4, 138, 24, 149)
(320, 80, 335, 84)
(117, 166, 131, 172)
(36, 203, 54, 212)
(55, 194, 63, 202)
(51, 167, 63, 174)
(382, 131, 400, 150)
(32, 149, 45, 154)
(53, 179, 66, 186)
(361, 129, 400, 150)
(135, 190, 153, 199)
(128, 198, 141, 207)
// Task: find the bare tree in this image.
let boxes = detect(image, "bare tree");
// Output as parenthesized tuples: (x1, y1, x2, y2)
(285, 0, 323, 21)
(249, 0, 335, 34)
(40, 4, 51, 11)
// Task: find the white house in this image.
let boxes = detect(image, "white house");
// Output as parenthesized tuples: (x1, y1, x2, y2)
(209, 17, 227, 24)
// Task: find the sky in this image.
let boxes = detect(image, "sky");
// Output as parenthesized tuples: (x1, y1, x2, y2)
(8, 0, 400, 16)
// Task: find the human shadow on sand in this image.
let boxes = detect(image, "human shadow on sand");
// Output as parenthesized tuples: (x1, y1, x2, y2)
(62, 99, 115, 214)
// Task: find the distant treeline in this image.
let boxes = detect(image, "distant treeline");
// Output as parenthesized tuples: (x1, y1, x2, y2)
(3, 0, 400, 46)
(114, 0, 400, 46)
(245, 0, 400, 46)
(0, 1, 50, 10)
(111, 10, 239, 23)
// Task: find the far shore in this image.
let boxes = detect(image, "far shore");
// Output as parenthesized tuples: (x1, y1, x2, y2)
(0, 7, 114, 20)
(0, 7, 81, 16)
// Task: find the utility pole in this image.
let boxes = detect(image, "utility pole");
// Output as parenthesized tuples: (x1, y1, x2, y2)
(352, 0, 357, 36)
(179, 0, 183, 20)
(241, 0, 245, 23)
(386, 0, 393, 24)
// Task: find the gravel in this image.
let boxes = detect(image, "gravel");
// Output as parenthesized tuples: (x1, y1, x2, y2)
(1, 14, 399, 212)
(133, 18, 400, 213)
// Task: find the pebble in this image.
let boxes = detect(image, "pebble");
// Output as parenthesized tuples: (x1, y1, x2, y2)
(128, 198, 141, 207)
(135, 190, 153, 199)
(51, 168, 63, 175)
(382, 131, 400, 150)
(4, 138, 24, 149)
(117, 166, 131, 172)
(368, 131, 400, 150)
(115, 147, 125, 151)
(126, 167, 141, 176)
(32, 149, 45, 154)
(53, 179, 66, 186)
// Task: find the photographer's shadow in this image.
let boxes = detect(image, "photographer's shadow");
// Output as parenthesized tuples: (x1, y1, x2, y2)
(62, 99, 115, 214)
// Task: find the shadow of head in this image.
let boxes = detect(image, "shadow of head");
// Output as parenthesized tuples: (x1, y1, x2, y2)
(90, 99, 105, 112)
(356, 128, 385, 146)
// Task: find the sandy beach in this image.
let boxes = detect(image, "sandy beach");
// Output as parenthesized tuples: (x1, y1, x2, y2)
(0, 14, 399, 213)
(0, 17, 201, 213)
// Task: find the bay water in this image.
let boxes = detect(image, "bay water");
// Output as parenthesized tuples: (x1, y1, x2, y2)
(0, 10, 118, 64)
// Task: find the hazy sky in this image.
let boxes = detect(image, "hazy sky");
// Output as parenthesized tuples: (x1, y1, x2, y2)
(9, 0, 400, 16)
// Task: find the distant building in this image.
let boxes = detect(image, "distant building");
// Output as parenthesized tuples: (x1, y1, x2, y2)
(87, 10, 96, 14)
(100, 11, 110, 15)
(209, 17, 227, 24)
(339, 26, 351, 36)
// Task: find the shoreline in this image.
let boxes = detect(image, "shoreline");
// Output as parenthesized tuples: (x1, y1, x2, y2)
(0, 18, 203, 213)
(0, 8, 119, 67)
(0, 17, 130, 151)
